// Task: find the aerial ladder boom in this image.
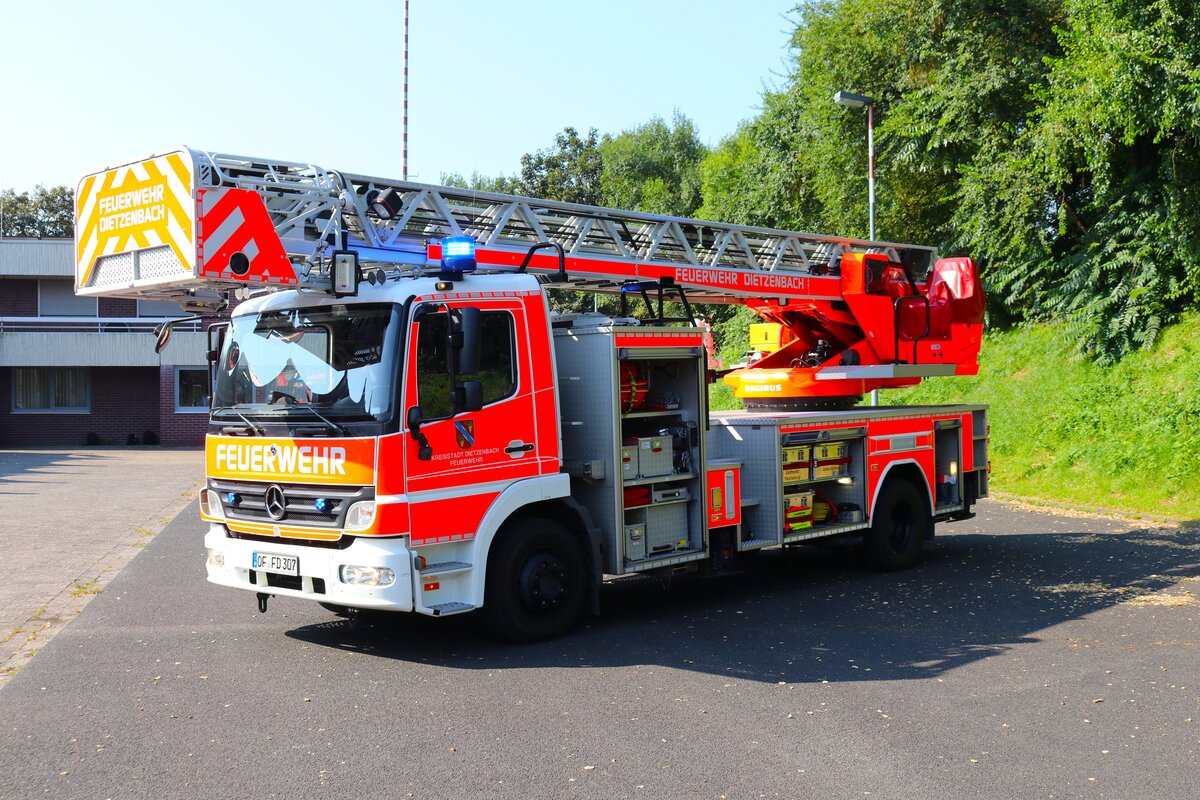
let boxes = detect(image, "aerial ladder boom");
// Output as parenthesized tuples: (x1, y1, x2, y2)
(75, 147, 985, 405)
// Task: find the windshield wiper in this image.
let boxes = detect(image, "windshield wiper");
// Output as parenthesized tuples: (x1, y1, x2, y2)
(292, 405, 349, 437)
(211, 407, 265, 436)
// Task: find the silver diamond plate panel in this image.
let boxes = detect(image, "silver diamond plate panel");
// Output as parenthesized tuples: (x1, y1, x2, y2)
(90, 252, 134, 287)
(137, 245, 186, 280)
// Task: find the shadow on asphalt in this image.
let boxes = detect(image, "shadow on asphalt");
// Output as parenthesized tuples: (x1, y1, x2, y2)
(286, 524, 1200, 684)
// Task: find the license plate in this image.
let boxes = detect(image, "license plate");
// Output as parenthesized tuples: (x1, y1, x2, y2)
(251, 551, 299, 576)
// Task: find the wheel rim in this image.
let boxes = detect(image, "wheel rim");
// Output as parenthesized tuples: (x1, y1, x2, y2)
(889, 501, 916, 552)
(517, 552, 568, 612)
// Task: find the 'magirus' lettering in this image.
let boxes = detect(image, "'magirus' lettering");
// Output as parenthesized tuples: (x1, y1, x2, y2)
(214, 443, 347, 476)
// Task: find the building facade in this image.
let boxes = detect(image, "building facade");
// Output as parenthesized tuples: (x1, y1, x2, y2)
(1, 239, 209, 446)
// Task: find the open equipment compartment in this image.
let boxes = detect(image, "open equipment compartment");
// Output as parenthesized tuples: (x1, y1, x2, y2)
(554, 320, 708, 574)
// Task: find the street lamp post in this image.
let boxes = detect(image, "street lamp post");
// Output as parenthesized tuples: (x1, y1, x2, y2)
(834, 90, 878, 405)
(832, 91, 875, 240)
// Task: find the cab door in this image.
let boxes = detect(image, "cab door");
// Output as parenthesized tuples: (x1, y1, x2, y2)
(403, 297, 540, 545)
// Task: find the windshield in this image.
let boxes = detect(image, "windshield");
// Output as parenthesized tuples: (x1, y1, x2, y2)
(213, 303, 400, 424)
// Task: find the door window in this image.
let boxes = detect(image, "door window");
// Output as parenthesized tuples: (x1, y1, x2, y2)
(416, 309, 517, 419)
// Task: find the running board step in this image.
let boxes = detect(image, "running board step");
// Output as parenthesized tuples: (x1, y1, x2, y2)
(418, 560, 472, 577)
(427, 602, 475, 616)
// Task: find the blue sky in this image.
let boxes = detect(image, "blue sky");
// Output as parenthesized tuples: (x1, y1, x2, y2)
(1, 0, 797, 191)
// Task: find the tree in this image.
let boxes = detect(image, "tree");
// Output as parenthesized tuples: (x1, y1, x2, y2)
(962, 0, 1200, 360)
(0, 185, 74, 238)
(439, 171, 518, 194)
(600, 111, 707, 217)
(511, 127, 603, 205)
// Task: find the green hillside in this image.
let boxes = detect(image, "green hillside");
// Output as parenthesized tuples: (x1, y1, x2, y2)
(710, 314, 1200, 520)
(884, 315, 1200, 519)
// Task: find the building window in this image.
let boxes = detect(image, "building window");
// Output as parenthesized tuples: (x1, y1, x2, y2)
(38, 280, 97, 317)
(12, 368, 90, 413)
(138, 300, 187, 318)
(175, 367, 210, 413)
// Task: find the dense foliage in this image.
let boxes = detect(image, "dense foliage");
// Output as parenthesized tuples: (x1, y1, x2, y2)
(0, 186, 73, 238)
(469, 0, 1200, 361)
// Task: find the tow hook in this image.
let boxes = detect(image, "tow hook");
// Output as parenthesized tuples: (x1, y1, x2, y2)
(256, 592, 270, 613)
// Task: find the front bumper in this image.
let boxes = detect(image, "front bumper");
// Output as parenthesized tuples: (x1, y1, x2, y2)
(204, 525, 414, 611)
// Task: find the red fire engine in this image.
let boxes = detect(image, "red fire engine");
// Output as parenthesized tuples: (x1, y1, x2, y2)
(75, 148, 988, 640)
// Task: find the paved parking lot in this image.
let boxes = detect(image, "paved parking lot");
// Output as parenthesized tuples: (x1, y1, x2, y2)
(0, 448, 203, 683)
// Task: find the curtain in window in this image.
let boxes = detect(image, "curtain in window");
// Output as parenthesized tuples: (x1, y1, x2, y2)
(13, 369, 50, 410)
(55, 369, 89, 408)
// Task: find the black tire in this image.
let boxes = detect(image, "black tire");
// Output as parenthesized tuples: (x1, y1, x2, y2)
(483, 518, 586, 643)
(861, 478, 929, 570)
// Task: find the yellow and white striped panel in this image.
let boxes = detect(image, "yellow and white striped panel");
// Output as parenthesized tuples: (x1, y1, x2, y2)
(75, 149, 197, 295)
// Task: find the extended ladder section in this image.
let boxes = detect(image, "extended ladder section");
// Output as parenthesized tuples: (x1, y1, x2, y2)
(74, 147, 984, 403)
(74, 147, 933, 303)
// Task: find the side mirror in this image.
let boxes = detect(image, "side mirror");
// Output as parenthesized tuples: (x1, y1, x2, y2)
(449, 306, 480, 376)
(406, 406, 432, 461)
(154, 322, 173, 354)
(454, 380, 483, 413)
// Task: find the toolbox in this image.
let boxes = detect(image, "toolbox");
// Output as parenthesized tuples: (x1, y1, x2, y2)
(784, 490, 814, 532)
(636, 435, 674, 478)
(782, 445, 812, 484)
(645, 502, 688, 554)
(812, 441, 850, 479)
(624, 523, 647, 561)
(621, 444, 640, 479)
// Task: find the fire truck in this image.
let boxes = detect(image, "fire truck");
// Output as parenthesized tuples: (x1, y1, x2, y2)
(74, 148, 989, 641)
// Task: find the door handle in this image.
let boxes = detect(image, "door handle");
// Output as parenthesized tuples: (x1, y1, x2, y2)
(504, 441, 535, 456)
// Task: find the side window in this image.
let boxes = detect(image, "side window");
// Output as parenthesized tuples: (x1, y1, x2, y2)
(415, 309, 517, 419)
(416, 313, 451, 419)
(474, 312, 517, 404)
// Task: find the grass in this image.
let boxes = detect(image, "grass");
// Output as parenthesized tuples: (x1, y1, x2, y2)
(69, 581, 101, 598)
(707, 311, 1200, 520)
(879, 313, 1200, 519)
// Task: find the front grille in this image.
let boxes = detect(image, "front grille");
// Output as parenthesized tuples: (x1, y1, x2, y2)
(248, 572, 328, 594)
(230, 529, 352, 549)
(210, 479, 373, 529)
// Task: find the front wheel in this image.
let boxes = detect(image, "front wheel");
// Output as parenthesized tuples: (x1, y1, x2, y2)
(483, 519, 586, 642)
(861, 478, 929, 570)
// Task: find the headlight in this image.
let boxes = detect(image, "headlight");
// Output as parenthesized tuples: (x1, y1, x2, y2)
(339, 565, 395, 587)
(344, 501, 376, 531)
(207, 548, 225, 567)
(200, 489, 225, 520)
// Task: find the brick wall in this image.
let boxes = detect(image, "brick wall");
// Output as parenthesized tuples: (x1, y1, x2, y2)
(0, 279, 38, 316)
(158, 366, 209, 446)
(99, 298, 137, 317)
(0, 367, 162, 446)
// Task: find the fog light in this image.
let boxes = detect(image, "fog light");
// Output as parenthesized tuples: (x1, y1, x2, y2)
(339, 565, 395, 587)
(207, 548, 225, 567)
(344, 501, 376, 531)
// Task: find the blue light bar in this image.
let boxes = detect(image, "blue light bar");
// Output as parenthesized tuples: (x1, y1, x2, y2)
(315, 498, 330, 513)
(442, 236, 477, 273)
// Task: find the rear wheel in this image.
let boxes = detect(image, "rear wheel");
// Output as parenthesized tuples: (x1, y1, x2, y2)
(861, 478, 929, 570)
(483, 519, 586, 642)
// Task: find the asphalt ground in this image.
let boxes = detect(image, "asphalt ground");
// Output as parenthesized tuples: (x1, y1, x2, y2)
(0, 448, 203, 683)
(0, 497, 1196, 799)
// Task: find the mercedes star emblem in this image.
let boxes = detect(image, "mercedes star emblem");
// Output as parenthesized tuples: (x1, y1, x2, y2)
(264, 485, 287, 521)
